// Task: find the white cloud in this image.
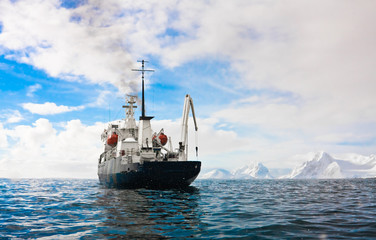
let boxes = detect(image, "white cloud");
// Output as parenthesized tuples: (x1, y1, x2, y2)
(152, 0, 376, 114)
(26, 83, 42, 97)
(0, 110, 23, 123)
(0, 118, 104, 178)
(22, 102, 84, 115)
(211, 93, 376, 168)
(143, 0, 376, 163)
(0, 0, 138, 94)
(1, 0, 375, 102)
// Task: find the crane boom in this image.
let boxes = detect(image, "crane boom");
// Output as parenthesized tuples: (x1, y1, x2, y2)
(179, 94, 198, 161)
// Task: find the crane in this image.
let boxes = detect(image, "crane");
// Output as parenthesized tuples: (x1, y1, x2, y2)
(178, 94, 198, 161)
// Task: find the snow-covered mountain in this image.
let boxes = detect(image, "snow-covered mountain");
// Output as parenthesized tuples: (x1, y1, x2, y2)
(286, 152, 376, 179)
(232, 162, 273, 179)
(199, 162, 273, 179)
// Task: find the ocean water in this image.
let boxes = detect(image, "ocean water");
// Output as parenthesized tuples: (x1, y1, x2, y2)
(1, 178, 376, 239)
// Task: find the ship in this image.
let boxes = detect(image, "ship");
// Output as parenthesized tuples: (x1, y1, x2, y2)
(98, 60, 201, 189)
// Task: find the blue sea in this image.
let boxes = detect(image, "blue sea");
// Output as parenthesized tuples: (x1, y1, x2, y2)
(1, 178, 376, 239)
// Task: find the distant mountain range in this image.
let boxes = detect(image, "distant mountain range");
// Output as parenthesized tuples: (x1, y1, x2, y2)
(199, 152, 376, 179)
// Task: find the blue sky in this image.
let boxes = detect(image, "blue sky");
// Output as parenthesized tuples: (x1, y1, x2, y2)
(1, 0, 376, 178)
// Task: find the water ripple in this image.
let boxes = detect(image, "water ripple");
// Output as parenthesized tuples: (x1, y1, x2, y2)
(1, 178, 375, 239)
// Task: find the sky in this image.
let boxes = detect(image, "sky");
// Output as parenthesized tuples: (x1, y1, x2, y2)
(0, 0, 375, 178)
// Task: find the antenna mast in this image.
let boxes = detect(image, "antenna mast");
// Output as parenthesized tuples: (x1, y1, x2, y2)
(132, 60, 154, 119)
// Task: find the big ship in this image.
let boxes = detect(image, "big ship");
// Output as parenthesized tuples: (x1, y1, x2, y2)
(98, 60, 201, 188)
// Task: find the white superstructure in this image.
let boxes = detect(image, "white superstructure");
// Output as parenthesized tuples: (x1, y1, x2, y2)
(99, 94, 198, 165)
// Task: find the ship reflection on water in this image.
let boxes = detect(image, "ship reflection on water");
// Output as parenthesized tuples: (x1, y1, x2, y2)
(95, 186, 204, 239)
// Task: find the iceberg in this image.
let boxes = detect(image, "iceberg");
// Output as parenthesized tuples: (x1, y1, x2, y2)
(232, 162, 273, 179)
(199, 162, 273, 179)
(199, 169, 233, 179)
(286, 151, 376, 179)
(199, 152, 376, 180)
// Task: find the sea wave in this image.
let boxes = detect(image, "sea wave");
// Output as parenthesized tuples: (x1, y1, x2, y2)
(1, 178, 375, 239)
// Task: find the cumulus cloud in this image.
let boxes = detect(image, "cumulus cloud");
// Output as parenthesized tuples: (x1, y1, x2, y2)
(22, 102, 84, 115)
(0, 118, 103, 178)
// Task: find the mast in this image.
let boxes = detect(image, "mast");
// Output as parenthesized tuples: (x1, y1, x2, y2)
(132, 60, 155, 150)
(132, 60, 154, 119)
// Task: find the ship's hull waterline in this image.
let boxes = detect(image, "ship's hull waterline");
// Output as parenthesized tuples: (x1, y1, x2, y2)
(98, 161, 201, 189)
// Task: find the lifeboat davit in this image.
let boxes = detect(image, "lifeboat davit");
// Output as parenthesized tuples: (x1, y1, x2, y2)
(107, 133, 118, 146)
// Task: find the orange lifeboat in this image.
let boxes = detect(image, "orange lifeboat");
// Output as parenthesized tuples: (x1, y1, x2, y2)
(153, 133, 168, 146)
(107, 133, 118, 146)
(159, 133, 168, 146)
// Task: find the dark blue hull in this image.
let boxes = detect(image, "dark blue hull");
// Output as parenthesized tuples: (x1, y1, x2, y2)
(98, 161, 201, 189)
